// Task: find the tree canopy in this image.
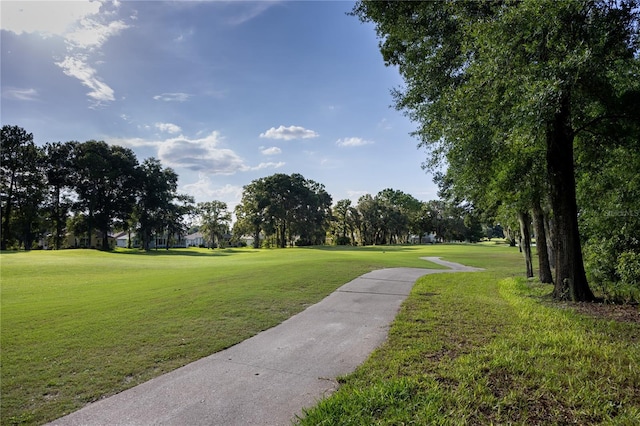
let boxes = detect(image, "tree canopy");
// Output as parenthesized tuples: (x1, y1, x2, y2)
(352, 0, 640, 301)
(233, 173, 332, 248)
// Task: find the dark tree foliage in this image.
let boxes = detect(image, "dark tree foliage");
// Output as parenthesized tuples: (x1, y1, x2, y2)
(73, 141, 139, 250)
(1, 125, 46, 250)
(44, 142, 76, 250)
(235, 173, 332, 248)
(352, 0, 639, 301)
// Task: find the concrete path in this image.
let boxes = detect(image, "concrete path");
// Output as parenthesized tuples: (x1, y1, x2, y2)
(48, 257, 482, 426)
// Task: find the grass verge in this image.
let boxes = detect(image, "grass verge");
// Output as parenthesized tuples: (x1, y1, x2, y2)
(297, 270, 640, 424)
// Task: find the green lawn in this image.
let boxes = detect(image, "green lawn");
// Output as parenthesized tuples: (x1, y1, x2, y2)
(3, 244, 638, 425)
(297, 250, 640, 425)
(1, 245, 446, 425)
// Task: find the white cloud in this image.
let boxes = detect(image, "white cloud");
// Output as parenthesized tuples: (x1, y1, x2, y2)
(153, 92, 191, 102)
(55, 55, 115, 103)
(182, 174, 243, 203)
(260, 146, 282, 155)
(251, 161, 285, 171)
(157, 132, 247, 175)
(110, 132, 287, 176)
(2, 87, 39, 101)
(155, 122, 182, 134)
(259, 125, 319, 141)
(2, 1, 130, 107)
(65, 17, 129, 49)
(0, 1, 101, 36)
(56, 9, 128, 106)
(109, 137, 159, 148)
(336, 137, 374, 147)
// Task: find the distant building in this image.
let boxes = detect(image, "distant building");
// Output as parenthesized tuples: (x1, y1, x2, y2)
(66, 232, 116, 249)
(186, 232, 206, 247)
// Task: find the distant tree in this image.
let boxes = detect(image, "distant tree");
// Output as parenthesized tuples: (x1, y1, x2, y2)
(73, 141, 139, 250)
(1, 125, 46, 250)
(234, 178, 269, 249)
(235, 173, 332, 248)
(43, 141, 76, 249)
(197, 201, 231, 248)
(164, 194, 195, 249)
(377, 188, 422, 243)
(412, 202, 436, 244)
(135, 158, 192, 251)
(332, 199, 353, 245)
(355, 194, 380, 246)
(292, 178, 332, 246)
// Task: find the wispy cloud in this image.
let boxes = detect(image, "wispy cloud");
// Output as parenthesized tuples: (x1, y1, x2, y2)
(2, 0, 131, 107)
(155, 122, 182, 134)
(336, 137, 374, 147)
(226, 1, 281, 26)
(251, 161, 285, 171)
(260, 146, 282, 155)
(65, 18, 129, 50)
(153, 92, 191, 102)
(260, 125, 319, 141)
(2, 87, 39, 101)
(56, 55, 115, 103)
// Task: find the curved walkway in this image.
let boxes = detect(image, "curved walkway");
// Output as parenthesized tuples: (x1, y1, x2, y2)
(48, 257, 482, 426)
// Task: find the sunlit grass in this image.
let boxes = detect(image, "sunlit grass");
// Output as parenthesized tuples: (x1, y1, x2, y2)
(1, 244, 496, 425)
(297, 261, 640, 425)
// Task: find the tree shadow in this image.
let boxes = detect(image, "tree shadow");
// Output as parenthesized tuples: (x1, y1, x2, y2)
(301, 245, 427, 253)
(111, 248, 258, 257)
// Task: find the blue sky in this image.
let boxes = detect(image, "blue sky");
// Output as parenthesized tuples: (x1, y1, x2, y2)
(1, 0, 438, 213)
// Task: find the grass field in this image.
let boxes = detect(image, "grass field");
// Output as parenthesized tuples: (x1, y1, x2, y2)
(297, 248, 640, 425)
(2, 244, 638, 425)
(2, 245, 450, 425)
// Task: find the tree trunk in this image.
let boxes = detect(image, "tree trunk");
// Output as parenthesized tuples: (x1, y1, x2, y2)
(546, 95, 594, 301)
(53, 186, 61, 250)
(253, 226, 260, 249)
(1, 171, 16, 250)
(279, 223, 286, 248)
(102, 228, 110, 251)
(517, 211, 534, 278)
(544, 211, 555, 272)
(531, 202, 553, 283)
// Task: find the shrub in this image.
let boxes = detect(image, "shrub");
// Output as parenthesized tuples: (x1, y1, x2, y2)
(335, 236, 351, 246)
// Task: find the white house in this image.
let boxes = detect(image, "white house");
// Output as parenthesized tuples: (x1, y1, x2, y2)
(186, 232, 206, 247)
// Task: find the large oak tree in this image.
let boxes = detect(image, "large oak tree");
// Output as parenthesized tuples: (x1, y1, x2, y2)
(353, 0, 639, 301)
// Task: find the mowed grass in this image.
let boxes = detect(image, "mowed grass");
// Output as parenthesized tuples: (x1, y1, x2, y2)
(5, 244, 638, 425)
(297, 250, 640, 424)
(2, 245, 450, 425)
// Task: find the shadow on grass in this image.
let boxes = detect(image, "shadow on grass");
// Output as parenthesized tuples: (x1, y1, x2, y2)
(111, 248, 258, 257)
(0, 250, 23, 255)
(303, 245, 435, 253)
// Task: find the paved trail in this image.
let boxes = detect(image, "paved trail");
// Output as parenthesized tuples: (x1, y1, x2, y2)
(48, 257, 482, 426)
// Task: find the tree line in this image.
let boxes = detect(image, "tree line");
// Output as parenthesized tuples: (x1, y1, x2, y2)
(352, 0, 640, 302)
(233, 180, 490, 250)
(1, 127, 185, 251)
(1, 127, 235, 251)
(2, 125, 490, 254)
